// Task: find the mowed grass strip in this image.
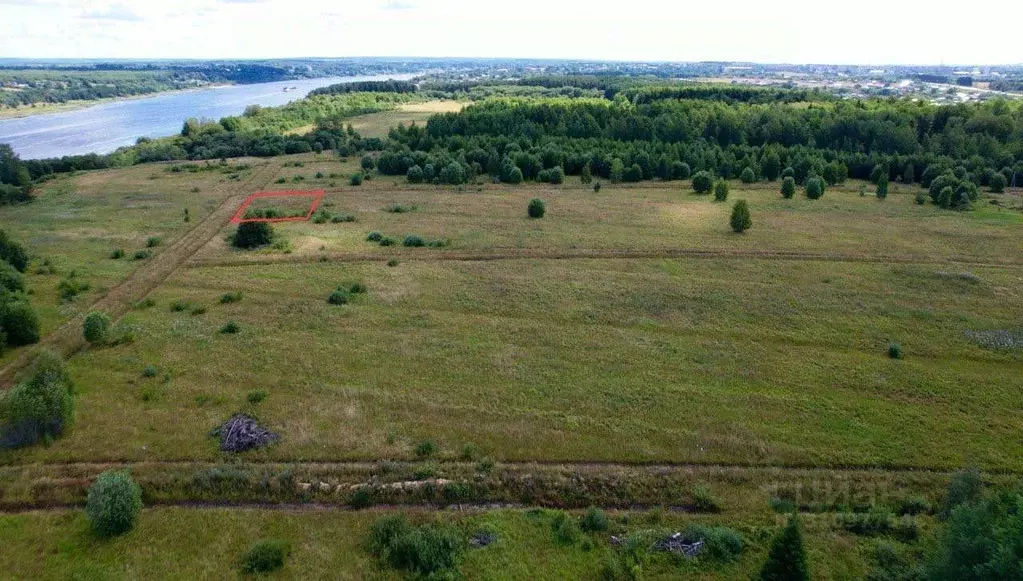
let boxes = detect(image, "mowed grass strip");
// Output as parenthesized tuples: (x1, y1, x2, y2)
(194, 179, 1023, 264)
(7, 257, 1020, 469)
(0, 507, 879, 580)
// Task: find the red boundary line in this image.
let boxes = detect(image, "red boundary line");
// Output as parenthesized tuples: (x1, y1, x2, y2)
(230, 190, 325, 224)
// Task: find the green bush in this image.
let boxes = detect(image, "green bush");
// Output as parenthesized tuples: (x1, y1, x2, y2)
(928, 487, 1023, 579)
(739, 167, 757, 183)
(241, 540, 289, 574)
(527, 198, 546, 218)
(219, 292, 243, 304)
(0, 262, 24, 293)
(0, 229, 29, 273)
(349, 282, 367, 294)
(82, 311, 111, 344)
(692, 171, 713, 194)
(406, 165, 425, 184)
(714, 179, 730, 202)
(378, 236, 396, 247)
(350, 173, 364, 186)
(366, 231, 384, 242)
(58, 277, 90, 302)
(415, 439, 438, 458)
(109, 248, 125, 260)
(142, 365, 158, 378)
(403, 234, 426, 248)
(683, 524, 743, 561)
(551, 511, 581, 545)
(837, 508, 894, 536)
(311, 209, 330, 224)
(580, 507, 609, 532)
(593, 181, 602, 193)
(232, 222, 274, 249)
(888, 342, 903, 360)
(915, 191, 928, 205)
(730, 200, 752, 233)
(897, 495, 932, 516)
(85, 469, 142, 537)
(941, 467, 983, 518)
(247, 390, 268, 404)
(876, 175, 889, 200)
(132, 249, 152, 261)
(0, 350, 74, 448)
(387, 259, 400, 267)
(805, 177, 825, 200)
(369, 515, 463, 576)
(384, 204, 417, 213)
(760, 514, 809, 581)
(146, 236, 162, 248)
(988, 172, 1007, 193)
(781, 176, 796, 198)
(1, 299, 40, 346)
(220, 321, 240, 334)
(327, 287, 350, 305)
(331, 213, 356, 223)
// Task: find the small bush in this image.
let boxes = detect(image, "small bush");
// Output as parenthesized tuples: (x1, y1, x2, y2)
(941, 467, 983, 518)
(384, 204, 417, 213)
(366, 231, 384, 242)
(780, 177, 796, 199)
(692, 171, 713, 194)
(403, 234, 426, 248)
(349, 282, 367, 294)
(475, 457, 495, 474)
(132, 249, 152, 261)
(311, 209, 330, 224)
(730, 199, 752, 233)
(232, 222, 274, 249)
(740, 167, 757, 183)
(247, 390, 268, 404)
(85, 469, 142, 537)
(327, 288, 350, 305)
(146, 236, 162, 248)
(684, 524, 743, 561)
(58, 277, 90, 302)
(714, 179, 729, 202)
(415, 439, 438, 458)
(0, 262, 25, 292)
(378, 236, 396, 247)
(551, 511, 581, 545)
(0, 350, 74, 449)
(369, 515, 462, 576)
(219, 292, 243, 304)
(0, 299, 40, 346)
(241, 539, 289, 574)
(887, 342, 903, 359)
(580, 507, 609, 532)
(805, 177, 826, 200)
(331, 213, 356, 223)
(350, 173, 364, 186)
(132, 298, 156, 310)
(109, 248, 125, 260)
(897, 495, 932, 516)
(170, 299, 191, 312)
(527, 198, 546, 218)
(349, 486, 375, 508)
(915, 190, 928, 205)
(593, 181, 602, 193)
(837, 508, 894, 536)
(220, 321, 240, 334)
(274, 177, 286, 184)
(387, 258, 400, 267)
(83, 312, 110, 344)
(142, 365, 158, 378)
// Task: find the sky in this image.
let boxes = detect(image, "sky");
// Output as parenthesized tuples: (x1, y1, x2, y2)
(1, 0, 1021, 65)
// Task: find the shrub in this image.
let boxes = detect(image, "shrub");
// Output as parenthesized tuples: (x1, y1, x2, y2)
(876, 175, 889, 200)
(350, 486, 375, 508)
(58, 277, 90, 302)
(403, 234, 425, 248)
(331, 213, 356, 223)
(0, 262, 24, 293)
(684, 524, 743, 561)
(247, 390, 268, 404)
(85, 469, 142, 537)
(220, 321, 240, 334)
(760, 514, 809, 581)
(369, 515, 462, 576)
(142, 365, 158, 378)
(740, 167, 757, 183)
(387, 258, 400, 267)
(929, 487, 1023, 579)
(0, 229, 29, 272)
(887, 342, 903, 359)
(311, 209, 330, 224)
(327, 288, 350, 305)
(593, 181, 602, 193)
(692, 171, 713, 194)
(361, 155, 376, 171)
(941, 467, 983, 518)
(837, 508, 894, 536)
(1, 299, 40, 346)
(915, 191, 927, 205)
(146, 236, 162, 248)
(366, 231, 384, 242)
(781, 166, 795, 179)
(232, 222, 274, 249)
(170, 299, 191, 312)
(349, 282, 367, 294)
(780, 177, 796, 199)
(551, 511, 581, 545)
(714, 179, 729, 202)
(415, 439, 438, 458)
(219, 292, 243, 304)
(191, 305, 208, 316)
(527, 198, 546, 218)
(730, 200, 752, 233)
(805, 177, 825, 199)
(406, 165, 425, 184)
(241, 540, 289, 574)
(350, 173, 363, 186)
(378, 236, 396, 247)
(109, 248, 125, 260)
(82, 311, 111, 345)
(0, 350, 74, 449)
(988, 172, 1007, 193)
(384, 204, 417, 213)
(580, 507, 609, 532)
(897, 495, 932, 516)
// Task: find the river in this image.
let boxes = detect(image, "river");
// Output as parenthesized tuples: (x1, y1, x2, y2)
(0, 74, 413, 160)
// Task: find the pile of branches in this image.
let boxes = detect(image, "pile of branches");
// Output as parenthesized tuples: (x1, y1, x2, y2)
(211, 413, 278, 452)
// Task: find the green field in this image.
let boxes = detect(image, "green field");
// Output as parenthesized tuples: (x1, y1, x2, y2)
(1, 149, 1021, 578)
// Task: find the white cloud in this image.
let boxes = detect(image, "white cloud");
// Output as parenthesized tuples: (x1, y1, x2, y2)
(0, 0, 1020, 64)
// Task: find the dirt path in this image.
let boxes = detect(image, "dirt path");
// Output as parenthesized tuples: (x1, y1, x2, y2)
(0, 162, 279, 387)
(186, 246, 1023, 270)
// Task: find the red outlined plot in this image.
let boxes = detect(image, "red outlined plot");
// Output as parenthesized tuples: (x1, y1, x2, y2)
(231, 190, 325, 224)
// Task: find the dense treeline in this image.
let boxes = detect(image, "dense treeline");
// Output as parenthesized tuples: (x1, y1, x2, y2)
(0, 145, 32, 205)
(308, 80, 417, 97)
(373, 95, 1022, 201)
(0, 71, 201, 109)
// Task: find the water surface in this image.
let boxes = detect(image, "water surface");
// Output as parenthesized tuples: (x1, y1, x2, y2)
(0, 74, 411, 159)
